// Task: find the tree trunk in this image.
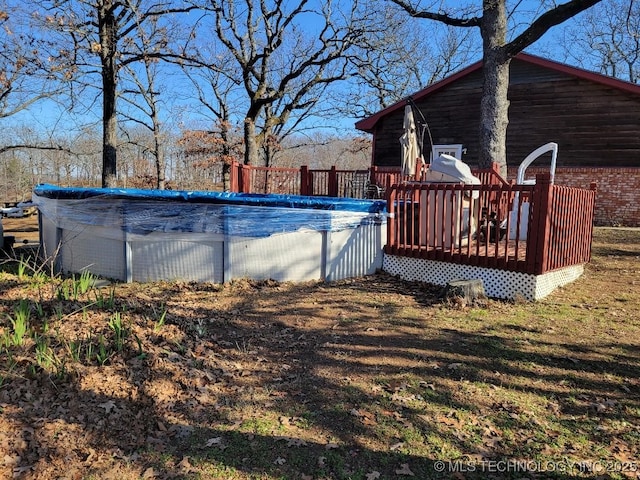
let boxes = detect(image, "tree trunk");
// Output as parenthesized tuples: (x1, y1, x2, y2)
(222, 162, 231, 191)
(220, 123, 231, 191)
(244, 117, 259, 166)
(151, 111, 165, 190)
(99, 0, 118, 188)
(154, 130, 165, 190)
(478, 0, 510, 178)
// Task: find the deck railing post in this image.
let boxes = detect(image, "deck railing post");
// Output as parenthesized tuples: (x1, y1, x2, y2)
(386, 186, 397, 252)
(300, 165, 310, 196)
(370, 166, 378, 185)
(241, 164, 252, 193)
(328, 166, 338, 197)
(229, 161, 239, 193)
(491, 162, 500, 184)
(528, 173, 553, 274)
(587, 182, 598, 262)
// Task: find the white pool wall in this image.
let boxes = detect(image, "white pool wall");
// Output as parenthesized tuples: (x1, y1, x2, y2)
(34, 185, 387, 284)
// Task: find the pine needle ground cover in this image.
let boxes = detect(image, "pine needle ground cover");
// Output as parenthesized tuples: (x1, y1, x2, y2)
(1, 227, 639, 479)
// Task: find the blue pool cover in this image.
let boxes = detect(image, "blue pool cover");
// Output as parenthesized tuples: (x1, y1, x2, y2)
(33, 184, 387, 237)
(33, 184, 386, 212)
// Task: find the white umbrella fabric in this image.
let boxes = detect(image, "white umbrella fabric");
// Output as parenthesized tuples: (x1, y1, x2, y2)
(399, 104, 421, 178)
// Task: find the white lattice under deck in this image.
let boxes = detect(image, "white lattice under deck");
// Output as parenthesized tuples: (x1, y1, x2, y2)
(383, 254, 584, 301)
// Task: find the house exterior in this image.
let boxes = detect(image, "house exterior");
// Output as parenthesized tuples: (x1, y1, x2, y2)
(355, 53, 640, 226)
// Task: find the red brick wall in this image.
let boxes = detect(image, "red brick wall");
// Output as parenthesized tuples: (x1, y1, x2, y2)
(507, 167, 640, 227)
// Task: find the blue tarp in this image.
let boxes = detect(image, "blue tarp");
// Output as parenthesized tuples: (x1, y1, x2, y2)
(33, 184, 386, 213)
(32, 185, 387, 237)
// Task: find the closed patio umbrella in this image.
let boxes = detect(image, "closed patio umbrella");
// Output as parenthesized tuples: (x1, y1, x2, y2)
(400, 104, 421, 178)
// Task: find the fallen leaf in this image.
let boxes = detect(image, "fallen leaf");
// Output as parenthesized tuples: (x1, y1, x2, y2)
(177, 456, 193, 472)
(604, 399, 619, 408)
(395, 463, 414, 476)
(417, 414, 431, 423)
(274, 457, 286, 465)
(355, 409, 377, 425)
(286, 437, 307, 447)
(84, 447, 96, 465)
(98, 400, 117, 414)
(366, 471, 381, 480)
(228, 420, 243, 430)
(438, 415, 462, 429)
(279, 416, 291, 426)
(361, 416, 376, 426)
(12, 465, 33, 476)
(142, 467, 156, 479)
(384, 380, 408, 392)
(592, 402, 608, 413)
(206, 437, 223, 447)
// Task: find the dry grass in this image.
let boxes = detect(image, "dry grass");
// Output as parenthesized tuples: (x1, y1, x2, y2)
(0, 226, 639, 479)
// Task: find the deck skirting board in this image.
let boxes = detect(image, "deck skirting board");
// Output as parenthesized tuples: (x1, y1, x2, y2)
(383, 254, 584, 301)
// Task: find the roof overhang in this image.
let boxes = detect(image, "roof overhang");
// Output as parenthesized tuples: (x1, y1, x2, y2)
(354, 52, 640, 133)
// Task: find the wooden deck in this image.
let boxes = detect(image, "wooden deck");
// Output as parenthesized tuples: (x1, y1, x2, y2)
(387, 235, 529, 269)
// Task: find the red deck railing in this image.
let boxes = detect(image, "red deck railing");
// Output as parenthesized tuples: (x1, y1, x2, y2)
(231, 164, 301, 195)
(230, 161, 507, 199)
(230, 162, 596, 275)
(386, 174, 596, 275)
(231, 162, 375, 197)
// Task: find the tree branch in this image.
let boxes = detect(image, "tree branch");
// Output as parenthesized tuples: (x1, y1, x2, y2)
(388, 0, 481, 27)
(506, 0, 603, 57)
(0, 144, 74, 156)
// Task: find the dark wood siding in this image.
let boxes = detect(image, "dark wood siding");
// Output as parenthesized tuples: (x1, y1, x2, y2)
(372, 70, 483, 167)
(372, 58, 640, 169)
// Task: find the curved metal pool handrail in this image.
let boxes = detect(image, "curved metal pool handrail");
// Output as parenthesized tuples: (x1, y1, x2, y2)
(516, 142, 558, 185)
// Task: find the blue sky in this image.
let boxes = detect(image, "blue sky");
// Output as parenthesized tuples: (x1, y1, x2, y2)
(1, 0, 604, 140)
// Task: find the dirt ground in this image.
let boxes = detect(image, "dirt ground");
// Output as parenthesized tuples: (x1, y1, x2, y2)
(0, 223, 639, 479)
(1, 215, 40, 246)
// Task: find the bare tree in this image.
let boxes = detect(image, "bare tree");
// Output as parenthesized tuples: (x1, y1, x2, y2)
(0, 2, 71, 161)
(339, 4, 478, 118)
(118, 7, 185, 190)
(277, 132, 372, 170)
(198, 0, 372, 166)
(561, 0, 640, 83)
(120, 59, 169, 189)
(32, 0, 196, 187)
(389, 0, 604, 175)
(180, 46, 245, 188)
(70, 127, 102, 184)
(176, 127, 240, 190)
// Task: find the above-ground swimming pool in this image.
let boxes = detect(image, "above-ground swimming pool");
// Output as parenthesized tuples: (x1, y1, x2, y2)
(33, 185, 387, 284)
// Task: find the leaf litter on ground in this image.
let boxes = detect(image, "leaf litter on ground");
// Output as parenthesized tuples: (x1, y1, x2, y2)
(0, 227, 639, 479)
